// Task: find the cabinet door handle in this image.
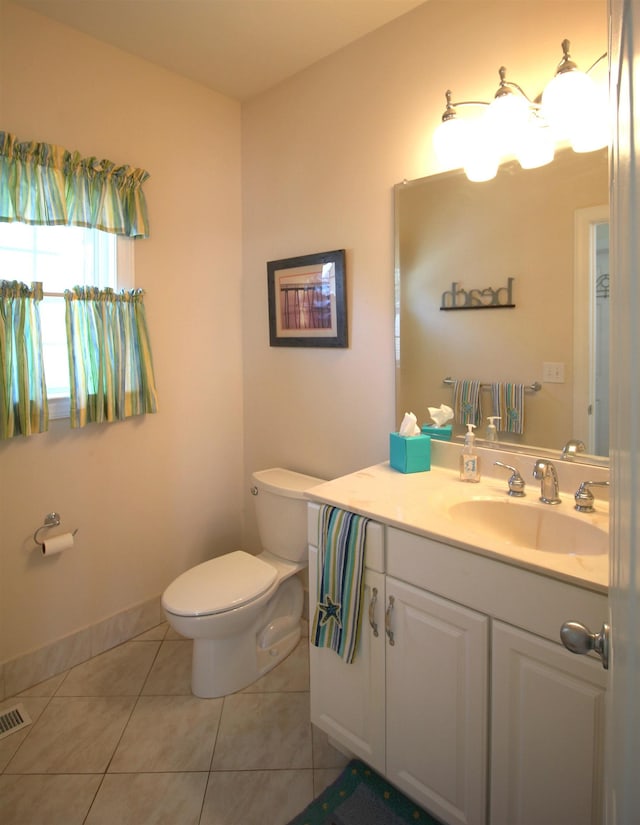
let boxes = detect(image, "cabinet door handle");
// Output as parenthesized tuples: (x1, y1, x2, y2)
(385, 595, 395, 646)
(368, 587, 379, 637)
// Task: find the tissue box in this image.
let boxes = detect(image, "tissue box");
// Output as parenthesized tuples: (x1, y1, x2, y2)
(421, 424, 453, 442)
(389, 433, 431, 473)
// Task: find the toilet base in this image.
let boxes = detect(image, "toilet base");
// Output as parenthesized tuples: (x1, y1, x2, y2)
(191, 623, 302, 698)
(190, 576, 303, 698)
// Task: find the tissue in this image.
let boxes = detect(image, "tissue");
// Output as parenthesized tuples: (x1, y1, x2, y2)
(41, 532, 74, 557)
(398, 412, 420, 437)
(422, 403, 453, 442)
(428, 404, 454, 427)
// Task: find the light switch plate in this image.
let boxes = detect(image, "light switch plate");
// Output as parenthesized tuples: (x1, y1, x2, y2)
(543, 362, 565, 383)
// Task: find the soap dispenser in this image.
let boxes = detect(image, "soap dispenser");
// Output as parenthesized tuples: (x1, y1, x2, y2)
(486, 416, 500, 442)
(460, 424, 480, 482)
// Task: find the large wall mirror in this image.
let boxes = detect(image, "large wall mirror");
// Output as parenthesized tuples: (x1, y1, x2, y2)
(395, 147, 609, 464)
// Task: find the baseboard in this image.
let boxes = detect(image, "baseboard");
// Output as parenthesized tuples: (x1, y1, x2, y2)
(0, 595, 163, 700)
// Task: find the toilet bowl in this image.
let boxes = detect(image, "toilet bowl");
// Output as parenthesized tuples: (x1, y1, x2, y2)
(161, 467, 324, 698)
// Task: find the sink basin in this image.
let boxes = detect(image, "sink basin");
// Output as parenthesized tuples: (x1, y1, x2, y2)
(448, 499, 608, 556)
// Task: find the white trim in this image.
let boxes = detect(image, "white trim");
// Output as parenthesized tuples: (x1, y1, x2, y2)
(48, 396, 70, 420)
(573, 204, 609, 453)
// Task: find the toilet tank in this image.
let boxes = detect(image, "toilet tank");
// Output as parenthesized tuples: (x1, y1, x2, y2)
(252, 468, 325, 563)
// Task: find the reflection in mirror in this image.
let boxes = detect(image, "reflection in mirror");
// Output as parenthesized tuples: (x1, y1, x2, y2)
(573, 207, 609, 456)
(395, 147, 608, 464)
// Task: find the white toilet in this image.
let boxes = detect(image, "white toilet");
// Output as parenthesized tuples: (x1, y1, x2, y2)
(161, 467, 324, 698)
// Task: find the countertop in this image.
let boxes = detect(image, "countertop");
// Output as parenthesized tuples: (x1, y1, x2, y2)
(306, 461, 609, 594)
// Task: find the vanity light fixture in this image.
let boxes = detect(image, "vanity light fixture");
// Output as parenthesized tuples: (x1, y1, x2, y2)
(433, 40, 608, 182)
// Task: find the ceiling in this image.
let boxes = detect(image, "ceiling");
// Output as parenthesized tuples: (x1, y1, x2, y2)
(10, 0, 426, 100)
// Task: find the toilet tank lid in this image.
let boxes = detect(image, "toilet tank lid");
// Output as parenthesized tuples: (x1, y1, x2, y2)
(251, 467, 325, 499)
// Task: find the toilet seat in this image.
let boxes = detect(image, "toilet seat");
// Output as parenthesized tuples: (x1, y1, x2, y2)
(162, 551, 277, 618)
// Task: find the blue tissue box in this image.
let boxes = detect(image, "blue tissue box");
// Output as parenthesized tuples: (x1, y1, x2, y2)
(421, 424, 453, 442)
(390, 433, 431, 473)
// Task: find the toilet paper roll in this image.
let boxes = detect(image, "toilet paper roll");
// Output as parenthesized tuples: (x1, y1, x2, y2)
(41, 532, 74, 557)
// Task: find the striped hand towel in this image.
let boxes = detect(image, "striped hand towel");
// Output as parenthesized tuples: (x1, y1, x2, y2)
(311, 505, 369, 664)
(453, 379, 482, 427)
(491, 382, 525, 434)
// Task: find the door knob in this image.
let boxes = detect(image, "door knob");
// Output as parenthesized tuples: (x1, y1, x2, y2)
(560, 621, 610, 670)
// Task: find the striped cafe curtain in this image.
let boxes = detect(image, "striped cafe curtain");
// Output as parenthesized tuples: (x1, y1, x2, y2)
(0, 280, 48, 439)
(65, 287, 158, 428)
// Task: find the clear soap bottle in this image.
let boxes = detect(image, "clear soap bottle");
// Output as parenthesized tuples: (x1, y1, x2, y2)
(460, 423, 480, 482)
(486, 416, 500, 443)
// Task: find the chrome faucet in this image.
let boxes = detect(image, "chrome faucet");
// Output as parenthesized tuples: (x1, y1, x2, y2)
(574, 480, 610, 512)
(561, 439, 586, 461)
(533, 459, 561, 504)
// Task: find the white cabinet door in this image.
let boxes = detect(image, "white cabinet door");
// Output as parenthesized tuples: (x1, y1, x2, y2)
(491, 621, 607, 825)
(309, 546, 386, 773)
(385, 576, 488, 825)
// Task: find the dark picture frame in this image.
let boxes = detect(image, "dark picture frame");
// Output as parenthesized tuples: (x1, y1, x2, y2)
(267, 249, 347, 347)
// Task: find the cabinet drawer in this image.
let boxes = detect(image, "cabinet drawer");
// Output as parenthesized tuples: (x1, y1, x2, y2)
(386, 526, 607, 644)
(307, 502, 384, 572)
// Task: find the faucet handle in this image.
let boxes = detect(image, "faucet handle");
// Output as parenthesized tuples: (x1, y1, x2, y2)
(494, 461, 526, 497)
(574, 480, 610, 513)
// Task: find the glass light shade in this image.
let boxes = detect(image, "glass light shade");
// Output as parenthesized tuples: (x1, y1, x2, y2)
(463, 120, 500, 182)
(485, 92, 531, 159)
(433, 117, 469, 169)
(568, 85, 609, 152)
(541, 69, 599, 141)
(516, 119, 555, 169)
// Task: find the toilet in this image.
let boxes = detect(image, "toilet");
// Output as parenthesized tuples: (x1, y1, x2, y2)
(161, 467, 324, 698)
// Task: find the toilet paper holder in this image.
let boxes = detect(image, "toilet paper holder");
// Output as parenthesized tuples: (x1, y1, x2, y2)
(33, 512, 78, 546)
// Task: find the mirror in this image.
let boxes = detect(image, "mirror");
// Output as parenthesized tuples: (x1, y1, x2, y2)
(395, 147, 609, 464)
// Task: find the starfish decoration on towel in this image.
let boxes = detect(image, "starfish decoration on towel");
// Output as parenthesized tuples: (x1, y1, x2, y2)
(317, 595, 342, 628)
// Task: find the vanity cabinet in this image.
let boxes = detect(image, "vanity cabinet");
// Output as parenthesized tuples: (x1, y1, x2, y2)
(490, 621, 606, 825)
(308, 505, 608, 825)
(385, 576, 488, 825)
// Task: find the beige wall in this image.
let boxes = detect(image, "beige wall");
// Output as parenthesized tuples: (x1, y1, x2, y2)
(0, 2, 243, 664)
(0, 0, 606, 667)
(241, 1, 606, 546)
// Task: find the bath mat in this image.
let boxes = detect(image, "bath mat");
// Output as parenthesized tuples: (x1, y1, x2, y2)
(286, 759, 443, 825)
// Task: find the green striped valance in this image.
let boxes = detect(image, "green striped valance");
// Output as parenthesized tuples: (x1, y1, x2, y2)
(0, 131, 150, 238)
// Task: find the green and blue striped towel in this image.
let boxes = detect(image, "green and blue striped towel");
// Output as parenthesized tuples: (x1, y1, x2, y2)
(453, 378, 482, 426)
(491, 382, 525, 434)
(311, 506, 369, 664)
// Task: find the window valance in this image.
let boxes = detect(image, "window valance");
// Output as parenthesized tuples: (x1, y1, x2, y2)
(0, 131, 150, 238)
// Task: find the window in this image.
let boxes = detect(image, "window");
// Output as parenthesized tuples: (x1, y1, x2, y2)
(0, 223, 134, 418)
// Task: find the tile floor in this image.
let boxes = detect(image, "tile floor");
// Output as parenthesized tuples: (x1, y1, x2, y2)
(0, 622, 349, 825)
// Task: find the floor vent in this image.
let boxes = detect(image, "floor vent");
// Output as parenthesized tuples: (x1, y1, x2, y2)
(0, 703, 32, 740)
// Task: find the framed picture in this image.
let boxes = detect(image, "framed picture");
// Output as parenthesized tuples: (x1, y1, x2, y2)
(267, 249, 347, 347)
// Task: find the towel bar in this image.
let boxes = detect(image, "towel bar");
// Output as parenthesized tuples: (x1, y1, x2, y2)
(443, 377, 541, 393)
